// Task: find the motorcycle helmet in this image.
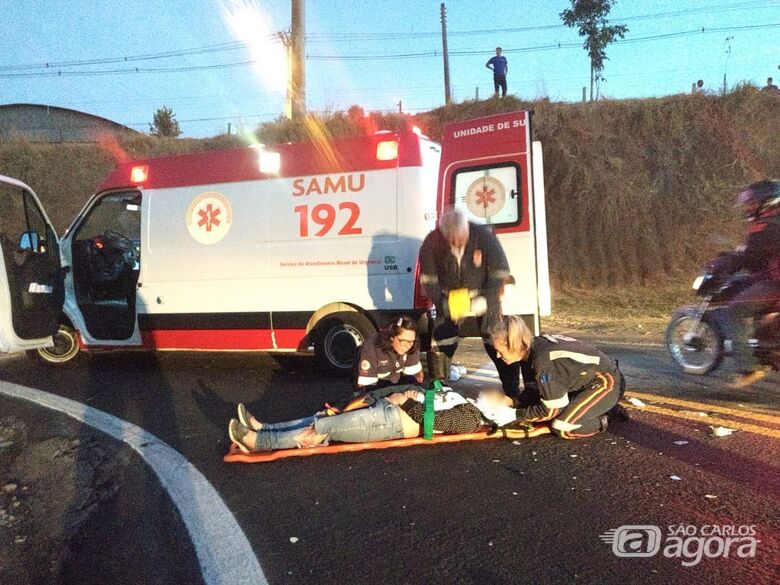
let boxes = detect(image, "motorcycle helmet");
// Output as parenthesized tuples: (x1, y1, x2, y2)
(736, 179, 780, 221)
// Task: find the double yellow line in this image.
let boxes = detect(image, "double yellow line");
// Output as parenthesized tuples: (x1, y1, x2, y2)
(624, 391, 780, 439)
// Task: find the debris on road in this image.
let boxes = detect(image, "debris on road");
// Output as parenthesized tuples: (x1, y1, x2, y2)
(669, 475, 682, 481)
(704, 494, 718, 499)
(289, 537, 299, 544)
(709, 426, 736, 437)
(627, 397, 646, 408)
(673, 440, 689, 446)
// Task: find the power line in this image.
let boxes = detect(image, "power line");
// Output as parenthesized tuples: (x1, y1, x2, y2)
(308, 23, 780, 61)
(1, 1, 776, 72)
(1, 22, 776, 79)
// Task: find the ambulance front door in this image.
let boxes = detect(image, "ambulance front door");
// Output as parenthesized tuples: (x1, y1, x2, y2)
(0, 175, 64, 353)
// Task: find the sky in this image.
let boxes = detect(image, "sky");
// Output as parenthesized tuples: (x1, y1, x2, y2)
(1, 0, 778, 138)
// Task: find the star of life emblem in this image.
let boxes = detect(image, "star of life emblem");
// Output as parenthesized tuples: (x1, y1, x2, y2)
(186, 192, 233, 244)
(465, 176, 506, 219)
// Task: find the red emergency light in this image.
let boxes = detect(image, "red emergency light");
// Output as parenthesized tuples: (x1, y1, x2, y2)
(376, 140, 399, 161)
(130, 165, 148, 183)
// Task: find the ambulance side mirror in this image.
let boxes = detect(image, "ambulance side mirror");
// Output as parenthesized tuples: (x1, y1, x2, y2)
(19, 230, 41, 252)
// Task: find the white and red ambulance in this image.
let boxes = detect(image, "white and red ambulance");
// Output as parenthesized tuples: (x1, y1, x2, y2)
(0, 110, 549, 372)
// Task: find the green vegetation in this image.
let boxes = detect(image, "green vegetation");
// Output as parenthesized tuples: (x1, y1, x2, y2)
(149, 106, 182, 138)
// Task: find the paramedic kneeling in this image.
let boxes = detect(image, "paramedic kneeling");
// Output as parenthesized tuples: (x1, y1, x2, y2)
(487, 316, 626, 439)
(355, 316, 424, 392)
(419, 206, 525, 397)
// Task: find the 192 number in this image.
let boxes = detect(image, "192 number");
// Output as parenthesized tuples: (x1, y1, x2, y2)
(294, 202, 362, 237)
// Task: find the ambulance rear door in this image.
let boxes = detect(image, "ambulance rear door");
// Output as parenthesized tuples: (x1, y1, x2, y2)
(0, 175, 65, 353)
(436, 111, 549, 333)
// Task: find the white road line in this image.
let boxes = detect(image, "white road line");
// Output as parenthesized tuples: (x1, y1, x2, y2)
(0, 381, 267, 585)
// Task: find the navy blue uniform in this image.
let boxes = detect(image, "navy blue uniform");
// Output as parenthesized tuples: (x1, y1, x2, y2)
(513, 335, 625, 439)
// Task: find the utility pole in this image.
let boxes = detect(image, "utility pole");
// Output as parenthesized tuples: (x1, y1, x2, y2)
(278, 31, 293, 119)
(440, 3, 452, 105)
(588, 59, 596, 101)
(722, 35, 733, 95)
(291, 0, 306, 120)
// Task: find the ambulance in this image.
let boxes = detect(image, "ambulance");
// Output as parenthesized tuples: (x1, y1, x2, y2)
(0, 110, 550, 372)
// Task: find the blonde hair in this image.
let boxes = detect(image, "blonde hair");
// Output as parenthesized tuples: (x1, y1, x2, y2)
(491, 315, 532, 358)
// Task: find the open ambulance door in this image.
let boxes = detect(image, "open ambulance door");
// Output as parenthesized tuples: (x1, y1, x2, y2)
(436, 111, 549, 334)
(0, 175, 65, 353)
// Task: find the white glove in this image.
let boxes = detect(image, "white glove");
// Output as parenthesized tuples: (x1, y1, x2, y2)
(470, 295, 487, 317)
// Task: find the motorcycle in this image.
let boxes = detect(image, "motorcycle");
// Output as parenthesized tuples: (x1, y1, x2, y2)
(666, 267, 780, 375)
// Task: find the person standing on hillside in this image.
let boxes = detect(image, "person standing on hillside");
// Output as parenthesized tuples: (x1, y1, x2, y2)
(486, 47, 508, 97)
(761, 77, 779, 92)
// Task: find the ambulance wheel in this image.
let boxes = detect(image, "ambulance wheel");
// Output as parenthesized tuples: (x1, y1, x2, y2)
(26, 324, 81, 365)
(314, 313, 375, 375)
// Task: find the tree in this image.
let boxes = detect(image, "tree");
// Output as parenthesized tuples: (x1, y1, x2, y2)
(560, 0, 628, 101)
(149, 106, 181, 137)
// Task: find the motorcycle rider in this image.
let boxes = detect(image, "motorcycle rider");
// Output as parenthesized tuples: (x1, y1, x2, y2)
(717, 180, 780, 387)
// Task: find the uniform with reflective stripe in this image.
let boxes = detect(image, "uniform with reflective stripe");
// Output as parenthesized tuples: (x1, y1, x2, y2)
(355, 332, 422, 390)
(511, 335, 623, 435)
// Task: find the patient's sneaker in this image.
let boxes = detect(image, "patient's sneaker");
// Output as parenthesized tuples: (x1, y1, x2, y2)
(237, 403, 261, 430)
(228, 419, 253, 454)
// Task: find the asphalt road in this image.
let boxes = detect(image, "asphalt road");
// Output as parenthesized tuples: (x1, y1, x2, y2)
(0, 339, 778, 584)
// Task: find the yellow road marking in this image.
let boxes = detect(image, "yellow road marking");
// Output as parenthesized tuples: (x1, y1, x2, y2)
(631, 403, 780, 439)
(626, 391, 780, 426)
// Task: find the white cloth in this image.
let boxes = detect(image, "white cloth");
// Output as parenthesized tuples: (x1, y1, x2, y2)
(410, 389, 469, 411)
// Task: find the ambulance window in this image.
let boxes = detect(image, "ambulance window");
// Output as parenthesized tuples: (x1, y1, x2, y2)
(74, 191, 142, 242)
(451, 163, 521, 228)
(0, 184, 55, 257)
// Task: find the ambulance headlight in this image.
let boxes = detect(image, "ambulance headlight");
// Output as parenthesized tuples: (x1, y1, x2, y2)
(258, 150, 281, 174)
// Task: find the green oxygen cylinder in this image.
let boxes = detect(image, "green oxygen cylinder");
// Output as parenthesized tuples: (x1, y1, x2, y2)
(423, 379, 442, 440)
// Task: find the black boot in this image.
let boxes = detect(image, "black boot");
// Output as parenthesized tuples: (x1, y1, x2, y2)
(427, 351, 449, 382)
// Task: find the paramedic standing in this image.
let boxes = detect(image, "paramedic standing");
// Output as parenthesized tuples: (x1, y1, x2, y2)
(419, 206, 522, 397)
(486, 47, 508, 97)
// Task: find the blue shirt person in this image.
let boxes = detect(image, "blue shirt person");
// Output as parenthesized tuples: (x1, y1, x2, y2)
(486, 47, 508, 97)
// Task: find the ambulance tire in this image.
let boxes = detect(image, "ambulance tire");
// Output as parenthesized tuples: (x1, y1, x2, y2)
(26, 323, 82, 366)
(314, 313, 375, 375)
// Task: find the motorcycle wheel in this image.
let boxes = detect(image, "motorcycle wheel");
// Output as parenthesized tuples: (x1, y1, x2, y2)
(666, 310, 723, 375)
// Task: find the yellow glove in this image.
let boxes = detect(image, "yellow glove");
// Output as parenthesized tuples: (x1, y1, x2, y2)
(447, 288, 471, 321)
